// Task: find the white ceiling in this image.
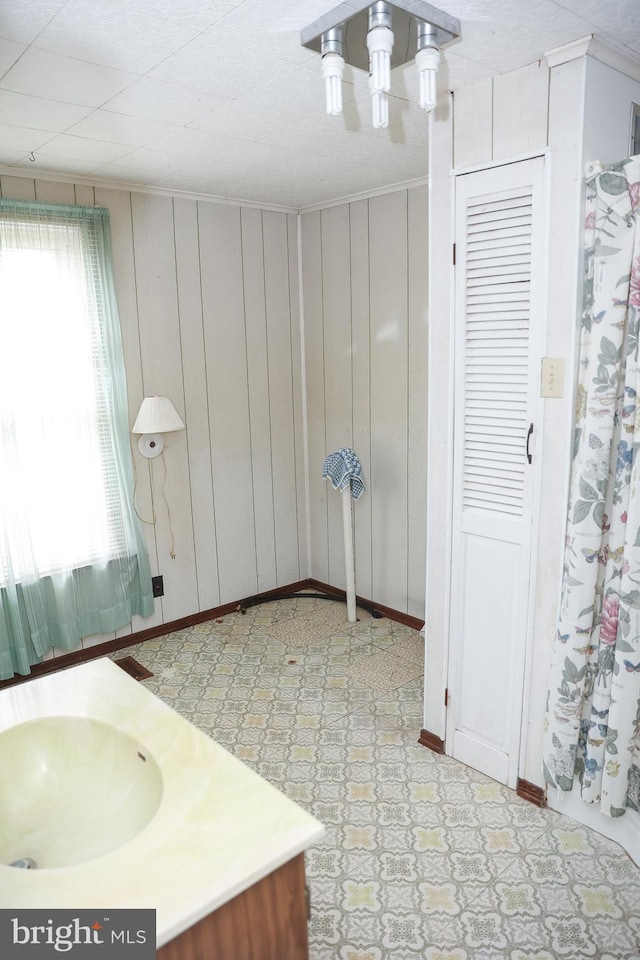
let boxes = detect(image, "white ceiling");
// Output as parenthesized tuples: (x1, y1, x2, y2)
(0, 0, 638, 209)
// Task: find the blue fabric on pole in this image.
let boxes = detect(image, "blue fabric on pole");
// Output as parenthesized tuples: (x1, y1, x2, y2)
(322, 448, 366, 501)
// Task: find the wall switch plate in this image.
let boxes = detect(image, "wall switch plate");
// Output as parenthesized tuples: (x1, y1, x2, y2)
(541, 357, 564, 398)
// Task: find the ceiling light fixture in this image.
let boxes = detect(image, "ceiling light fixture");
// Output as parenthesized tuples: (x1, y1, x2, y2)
(321, 27, 345, 116)
(302, 1, 460, 129)
(416, 22, 440, 112)
(366, 2, 393, 128)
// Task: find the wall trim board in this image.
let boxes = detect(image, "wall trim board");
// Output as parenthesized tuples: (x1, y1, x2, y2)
(423, 91, 454, 743)
(307, 578, 425, 631)
(545, 34, 640, 85)
(418, 729, 445, 754)
(298, 176, 429, 214)
(452, 148, 549, 178)
(587, 37, 640, 84)
(0, 166, 298, 215)
(545, 36, 593, 69)
(516, 778, 547, 808)
(418, 739, 550, 810)
(296, 213, 312, 578)
(0, 166, 429, 217)
(0, 578, 423, 690)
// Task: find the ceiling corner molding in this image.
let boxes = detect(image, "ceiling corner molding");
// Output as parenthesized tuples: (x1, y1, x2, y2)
(544, 35, 593, 68)
(545, 34, 640, 84)
(587, 36, 640, 84)
(298, 175, 428, 214)
(0, 165, 298, 215)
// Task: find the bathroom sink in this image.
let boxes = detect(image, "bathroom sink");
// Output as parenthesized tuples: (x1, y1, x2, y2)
(0, 716, 163, 869)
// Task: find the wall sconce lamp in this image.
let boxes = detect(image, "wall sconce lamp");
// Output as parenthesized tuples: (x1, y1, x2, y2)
(131, 396, 185, 458)
(302, 0, 460, 128)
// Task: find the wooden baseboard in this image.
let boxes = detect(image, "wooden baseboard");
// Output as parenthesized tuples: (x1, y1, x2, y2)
(234, 580, 312, 612)
(0, 579, 312, 690)
(308, 579, 425, 631)
(415, 751, 546, 809)
(0, 576, 425, 689)
(418, 729, 445, 754)
(516, 778, 547, 807)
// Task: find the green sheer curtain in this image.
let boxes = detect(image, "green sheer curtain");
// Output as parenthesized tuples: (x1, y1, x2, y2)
(0, 198, 154, 680)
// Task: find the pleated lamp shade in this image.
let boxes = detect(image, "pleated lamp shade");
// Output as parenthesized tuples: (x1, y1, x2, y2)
(132, 397, 185, 458)
(132, 397, 185, 434)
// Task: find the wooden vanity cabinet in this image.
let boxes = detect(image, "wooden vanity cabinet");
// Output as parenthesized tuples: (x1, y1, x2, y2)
(157, 853, 309, 960)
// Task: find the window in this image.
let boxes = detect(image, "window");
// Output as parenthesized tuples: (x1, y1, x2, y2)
(0, 199, 153, 680)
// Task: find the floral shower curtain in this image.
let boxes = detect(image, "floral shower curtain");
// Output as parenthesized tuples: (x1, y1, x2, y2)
(544, 157, 640, 818)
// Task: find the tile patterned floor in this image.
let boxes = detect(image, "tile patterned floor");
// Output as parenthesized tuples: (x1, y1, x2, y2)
(110, 596, 640, 960)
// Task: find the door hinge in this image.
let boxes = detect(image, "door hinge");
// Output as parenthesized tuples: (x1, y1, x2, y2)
(452, 243, 456, 266)
(444, 688, 449, 707)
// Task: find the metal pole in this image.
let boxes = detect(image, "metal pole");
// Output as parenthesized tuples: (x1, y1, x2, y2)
(341, 487, 357, 622)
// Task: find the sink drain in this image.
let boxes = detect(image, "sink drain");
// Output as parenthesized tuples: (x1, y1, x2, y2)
(10, 857, 36, 869)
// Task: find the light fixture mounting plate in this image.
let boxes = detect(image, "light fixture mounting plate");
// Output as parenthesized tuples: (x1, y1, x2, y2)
(138, 434, 164, 459)
(301, 0, 460, 73)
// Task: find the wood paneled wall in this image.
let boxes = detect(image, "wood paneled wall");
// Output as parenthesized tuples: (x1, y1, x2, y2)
(0, 173, 428, 649)
(301, 186, 428, 619)
(0, 175, 306, 655)
(453, 61, 550, 169)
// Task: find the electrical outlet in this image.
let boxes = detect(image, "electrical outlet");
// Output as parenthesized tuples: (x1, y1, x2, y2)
(152, 575, 164, 598)
(541, 357, 564, 398)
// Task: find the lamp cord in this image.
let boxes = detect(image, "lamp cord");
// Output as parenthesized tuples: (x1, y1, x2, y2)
(160, 451, 176, 560)
(131, 442, 156, 526)
(131, 442, 176, 559)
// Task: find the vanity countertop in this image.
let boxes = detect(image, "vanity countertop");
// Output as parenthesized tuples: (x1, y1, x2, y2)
(0, 658, 325, 946)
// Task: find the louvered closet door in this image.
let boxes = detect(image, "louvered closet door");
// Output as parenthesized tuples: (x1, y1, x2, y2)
(448, 158, 546, 787)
